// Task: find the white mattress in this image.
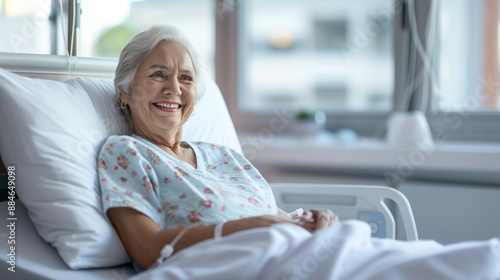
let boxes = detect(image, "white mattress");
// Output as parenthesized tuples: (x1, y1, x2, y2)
(0, 200, 136, 279)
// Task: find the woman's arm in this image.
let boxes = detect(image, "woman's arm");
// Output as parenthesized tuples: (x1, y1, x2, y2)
(107, 207, 296, 270)
(277, 208, 289, 217)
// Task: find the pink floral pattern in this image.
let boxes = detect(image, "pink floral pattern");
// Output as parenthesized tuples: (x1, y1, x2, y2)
(203, 187, 214, 194)
(104, 143, 114, 152)
(128, 148, 137, 156)
(143, 176, 153, 192)
(201, 199, 212, 208)
(117, 155, 129, 169)
(188, 211, 202, 223)
(98, 158, 107, 170)
(162, 201, 179, 218)
(147, 149, 162, 165)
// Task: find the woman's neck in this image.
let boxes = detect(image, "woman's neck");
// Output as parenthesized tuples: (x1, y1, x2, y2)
(134, 127, 184, 157)
(133, 126, 197, 169)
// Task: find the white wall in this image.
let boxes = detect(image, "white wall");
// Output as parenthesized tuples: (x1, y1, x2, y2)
(397, 181, 500, 244)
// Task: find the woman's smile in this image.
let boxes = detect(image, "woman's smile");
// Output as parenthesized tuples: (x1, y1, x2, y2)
(151, 101, 182, 112)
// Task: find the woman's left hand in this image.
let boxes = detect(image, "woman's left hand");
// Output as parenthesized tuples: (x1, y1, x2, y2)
(295, 209, 339, 232)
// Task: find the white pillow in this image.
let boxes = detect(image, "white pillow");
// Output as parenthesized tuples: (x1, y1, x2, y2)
(184, 79, 242, 154)
(0, 68, 241, 269)
(0, 69, 130, 268)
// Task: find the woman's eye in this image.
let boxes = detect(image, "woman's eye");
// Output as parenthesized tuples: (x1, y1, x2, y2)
(150, 71, 166, 79)
(180, 75, 192, 81)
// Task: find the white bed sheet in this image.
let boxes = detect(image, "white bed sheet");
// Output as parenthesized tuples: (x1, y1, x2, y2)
(0, 200, 136, 280)
(133, 221, 500, 280)
(1, 200, 499, 280)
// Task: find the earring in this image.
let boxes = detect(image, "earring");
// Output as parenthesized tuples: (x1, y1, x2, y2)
(120, 100, 127, 110)
(191, 110, 195, 117)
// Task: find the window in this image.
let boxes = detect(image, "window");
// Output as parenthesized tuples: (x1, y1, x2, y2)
(79, 0, 215, 77)
(427, 0, 500, 141)
(239, 0, 395, 113)
(213, 0, 500, 140)
(437, 0, 500, 112)
(0, 0, 215, 77)
(0, 0, 67, 55)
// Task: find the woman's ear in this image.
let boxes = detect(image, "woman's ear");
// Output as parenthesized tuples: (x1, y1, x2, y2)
(119, 91, 127, 103)
(121, 91, 134, 107)
(119, 92, 130, 110)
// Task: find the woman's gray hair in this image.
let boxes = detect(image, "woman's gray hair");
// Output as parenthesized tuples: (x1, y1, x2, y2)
(114, 25, 206, 128)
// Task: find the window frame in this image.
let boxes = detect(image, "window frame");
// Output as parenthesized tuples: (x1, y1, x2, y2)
(215, 0, 500, 141)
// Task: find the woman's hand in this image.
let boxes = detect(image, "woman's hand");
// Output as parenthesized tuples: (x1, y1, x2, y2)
(225, 212, 338, 234)
(295, 209, 339, 232)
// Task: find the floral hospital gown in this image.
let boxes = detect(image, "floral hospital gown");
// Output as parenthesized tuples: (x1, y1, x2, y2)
(98, 135, 278, 229)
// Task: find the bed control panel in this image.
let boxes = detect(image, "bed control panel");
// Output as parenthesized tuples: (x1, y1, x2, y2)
(357, 211, 386, 238)
(271, 183, 399, 239)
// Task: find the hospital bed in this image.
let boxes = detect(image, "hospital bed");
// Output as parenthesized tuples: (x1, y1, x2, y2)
(0, 64, 419, 279)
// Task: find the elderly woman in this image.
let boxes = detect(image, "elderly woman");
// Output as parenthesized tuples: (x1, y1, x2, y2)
(97, 25, 337, 272)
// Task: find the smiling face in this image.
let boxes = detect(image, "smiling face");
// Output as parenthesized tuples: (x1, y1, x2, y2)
(121, 41, 196, 141)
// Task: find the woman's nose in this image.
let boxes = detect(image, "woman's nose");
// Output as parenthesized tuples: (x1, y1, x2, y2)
(163, 79, 182, 96)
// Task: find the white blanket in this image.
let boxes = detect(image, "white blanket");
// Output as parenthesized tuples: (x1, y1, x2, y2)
(131, 220, 500, 280)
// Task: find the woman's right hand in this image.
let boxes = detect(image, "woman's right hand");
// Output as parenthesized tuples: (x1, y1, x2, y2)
(295, 209, 339, 232)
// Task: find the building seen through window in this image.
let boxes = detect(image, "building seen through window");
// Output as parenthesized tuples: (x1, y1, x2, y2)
(241, 0, 395, 113)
